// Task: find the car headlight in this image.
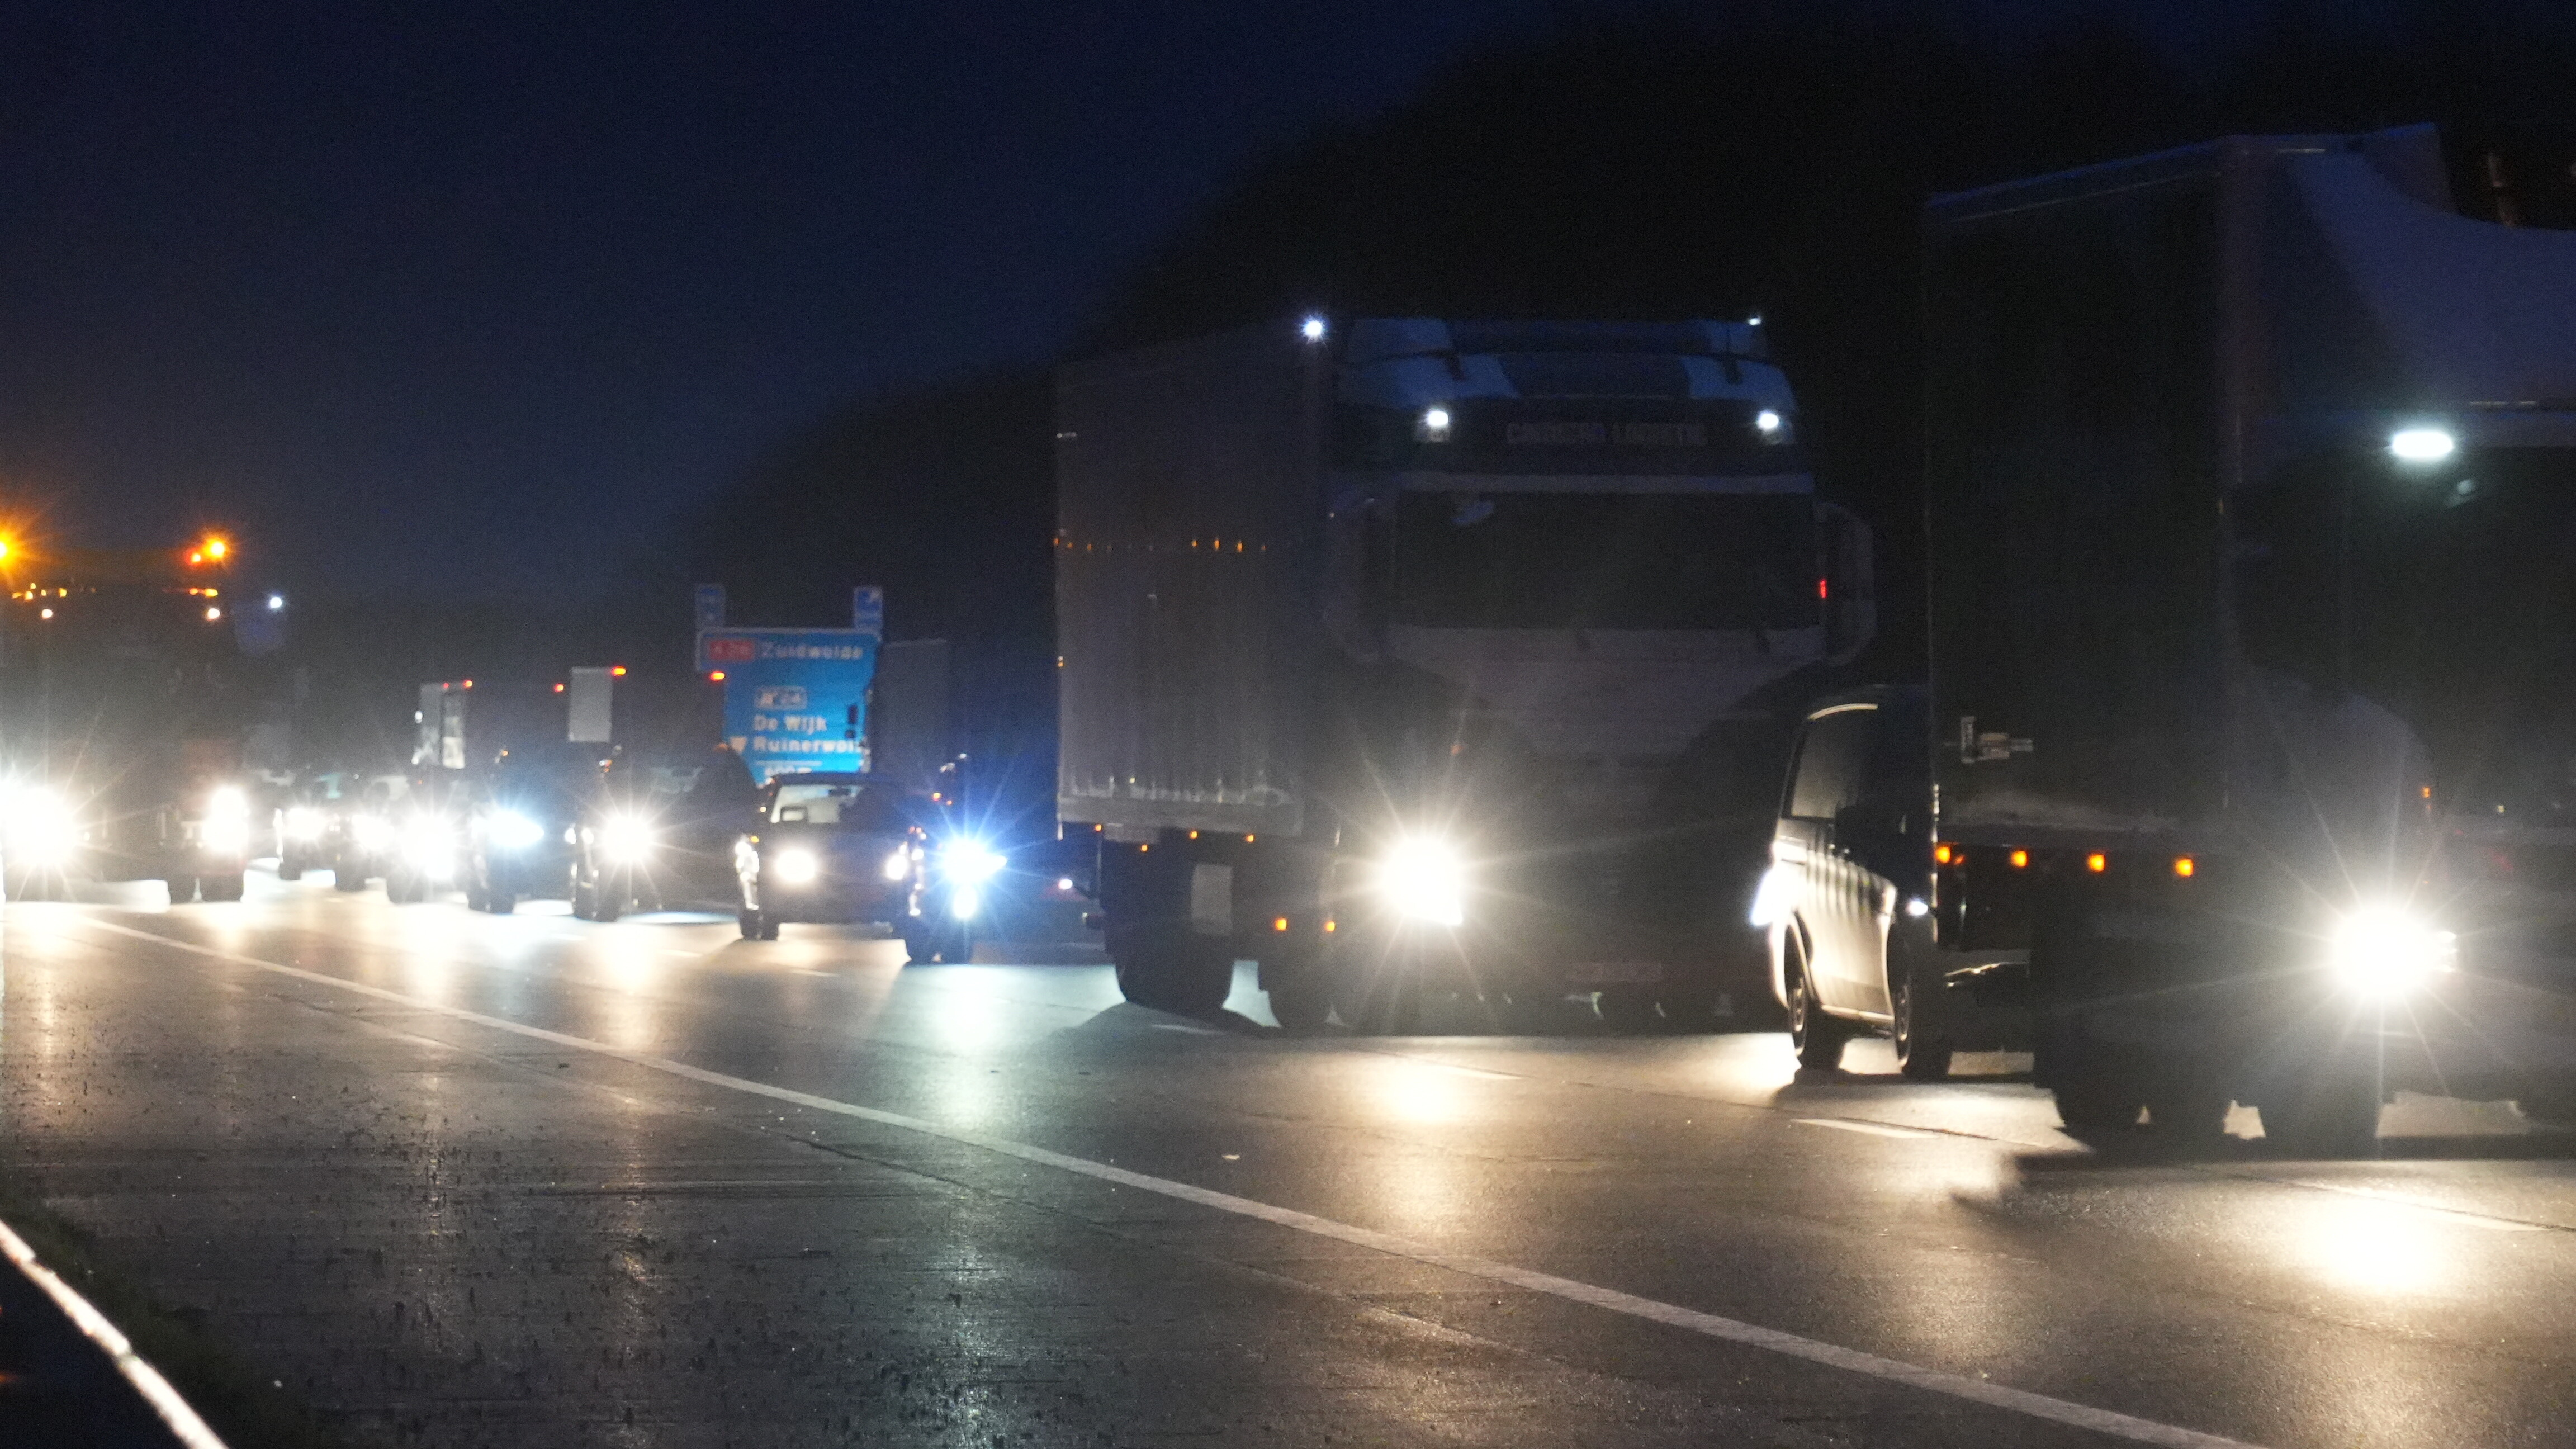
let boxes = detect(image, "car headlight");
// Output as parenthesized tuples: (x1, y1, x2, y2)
(1379, 835, 1465, 926)
(4, 787, 79, 863)
(200, 788, 250, 852)
(352, 813, 392, 850)
(939, 841, 1006, 885)
(2328, 905, 2456, 997)
(773, 847, 820, 884)
(487, 810, 543, 851)
(883, 847, 912, 881)
(285, 806, 324, 842)
(950, 887, 980, 921)
(599, 812, 655, 865)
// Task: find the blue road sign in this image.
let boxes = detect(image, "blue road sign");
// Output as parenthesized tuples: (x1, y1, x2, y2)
(698, 628, 878, 783)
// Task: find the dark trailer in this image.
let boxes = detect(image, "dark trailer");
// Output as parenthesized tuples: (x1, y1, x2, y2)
(1921, 126, 2576, 1148)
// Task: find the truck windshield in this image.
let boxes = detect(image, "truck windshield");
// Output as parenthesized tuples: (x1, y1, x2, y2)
(1391, 491, 1814, 631)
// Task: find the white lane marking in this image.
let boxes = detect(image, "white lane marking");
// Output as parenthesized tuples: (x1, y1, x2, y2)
(76, 916, 2261, 1449)
(1149, 1021, 1221, 1035)
(1415, 1060, 1521, 1081)
(1796, 1117, 1941, 1140)
(0, 1216, 232, 1449)
(791, 968, 834, 978)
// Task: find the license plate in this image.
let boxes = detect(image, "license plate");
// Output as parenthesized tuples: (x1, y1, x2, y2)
(1568, 961, 1663, 985)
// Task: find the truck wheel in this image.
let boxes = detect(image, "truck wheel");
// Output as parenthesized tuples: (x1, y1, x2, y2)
(901, 917, 934, 962)
(166, 874, 198, 905)
(570, 872, 596, 920)
(386, 870, 419, 904)
(1785, 941, 1849, 1071)
(332, 853, 367, 891)
(1891, 965, 1954, 1081)
(935, 918, 973, 964)
(200, 873, 245, 903)
(759, 913, 780, 941)
(1267, 968, 1333, 1032)
(2142, 1058, 2230, 1149)
(1595, 986, 1660, 1032)
(741, 905, 768, 941)
(277, 857, 304, 883)
(1168, 944, 1232, 1016)
(1334, 964, 1419, 1035)
(2258, 1075, 2381, 1158)
(486, 888, 517, 915)
(593, 872, 623, 923)
(2051, 1049, 2149, 1138)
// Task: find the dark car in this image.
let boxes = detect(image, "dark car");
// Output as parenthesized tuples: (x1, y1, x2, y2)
(463, 745, 602, 913)
(733, 773, 979, 956)
(569, 744, 757, 920)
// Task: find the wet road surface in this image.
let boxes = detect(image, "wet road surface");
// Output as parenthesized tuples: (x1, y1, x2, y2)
(2, 871, 2572, 1447)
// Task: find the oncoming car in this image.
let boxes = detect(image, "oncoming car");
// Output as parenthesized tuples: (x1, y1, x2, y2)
(569, 744, 756, 920)
(733, 773, 997, 959)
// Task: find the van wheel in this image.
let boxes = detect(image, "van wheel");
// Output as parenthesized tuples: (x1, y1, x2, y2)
(1891, 964, 1954, 1081)
(1786, 936, 1849, 1071)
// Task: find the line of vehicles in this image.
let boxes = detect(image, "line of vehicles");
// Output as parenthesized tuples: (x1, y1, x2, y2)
(266, 749, 1038, 962)
(7, 125, 2572, 1159)
(1056, 124, 2576, 1152)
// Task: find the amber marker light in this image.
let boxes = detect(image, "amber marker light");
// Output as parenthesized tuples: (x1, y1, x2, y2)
(1323, 918, 1337, 933)
(2010, 849, 2030, 869)
(1933, 843, 1954, 866)
(2086, 852, 2108, 873)
(552, 683, 566, 693)
(708, 670, 726, 682)
(610, 665, 628, 676)
(1273, 917, 1290, 932)
(2174, 856, 2196, 879)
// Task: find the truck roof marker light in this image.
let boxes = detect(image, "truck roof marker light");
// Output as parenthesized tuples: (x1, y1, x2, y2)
(1188, 830, 1199, 839)
(1933, 843, 1953, 866)
(553, 682, 566, 692)
(2086, 851, 2107, 873)
(610, 665, 627, 676)
(2174, 856, 2195, 878)
(2389, 427, 2455, 463)
(204, 537, 227, 560)
(1300, 315, 1327, 342)
(461, 679, 473, 689)
(708, 670, 726, 683)
(2010, 849, 2029, 869)
(1324, 917, 1337, 933)
(1273, 916, 1290, 932)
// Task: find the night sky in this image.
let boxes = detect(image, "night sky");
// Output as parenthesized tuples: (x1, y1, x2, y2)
(0, 1, 1611, 600)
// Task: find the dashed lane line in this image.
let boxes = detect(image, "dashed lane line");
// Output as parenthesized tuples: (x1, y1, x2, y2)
(74, 913, 2262, 1449)
(1795, 1117, 1942, 1140)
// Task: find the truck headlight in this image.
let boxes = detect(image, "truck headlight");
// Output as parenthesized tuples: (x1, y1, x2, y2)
(4, 787, 78, 863)
(773, 847, 820, 884)
(599, 812, 655, 865)
(1379, 835, 1465, 926)
(2328, 905, 2456, 997)
(202, 788, 250, 853)
(352, 813, 392, 850)
(950, 887, 980, 921)
(285, 806, 324, 842)
(882, 847, 912, 881)
(939, 841, 1006, 884)
(402, 815, 456, 876)
(487, 810, 542, 851)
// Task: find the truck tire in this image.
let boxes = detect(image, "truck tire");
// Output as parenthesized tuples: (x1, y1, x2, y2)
(386, 869, 419, 904)
(165, 874, 198, 905)
(1334, 962, 1419, 1035)
(2050, 1048, 2149, 1138)
(742, 905, 770, 941)
(2142, 1057, 2229, 1148)
(1595, 986, 1659, 1032)
(486, 888, 517, 915)
(594, 873, 623, 923)
(1891, 963, 1954, 1082)
(332, 852, 367, 891)
(1267, 967, 1333, 1032)
(278, 857, 304, 882)
(1785, 939, 1848, 1071)
(2258, 1075, 2381, 1158)
(570, 870, 596, 920)
(200, 872, 245, 903)
(901, 916, 934, 961)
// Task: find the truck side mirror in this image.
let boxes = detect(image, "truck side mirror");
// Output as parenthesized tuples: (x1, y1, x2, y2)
(1819, 501, 1876, 666)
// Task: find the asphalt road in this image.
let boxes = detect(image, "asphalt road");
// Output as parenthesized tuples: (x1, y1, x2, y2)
(1, 870, 2571, 1448)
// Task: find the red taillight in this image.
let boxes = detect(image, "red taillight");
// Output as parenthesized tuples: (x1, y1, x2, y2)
(1816, 577, 1830, 600)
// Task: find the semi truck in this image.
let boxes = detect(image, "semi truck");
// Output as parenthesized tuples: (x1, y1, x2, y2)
(1057, 316, 1873, 1029)
(0, 535, 274, 902)
(1917, 126, 2576, 1151)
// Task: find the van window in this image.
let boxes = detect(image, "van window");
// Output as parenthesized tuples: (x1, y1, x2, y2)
(1787, 709, 1873, 820)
